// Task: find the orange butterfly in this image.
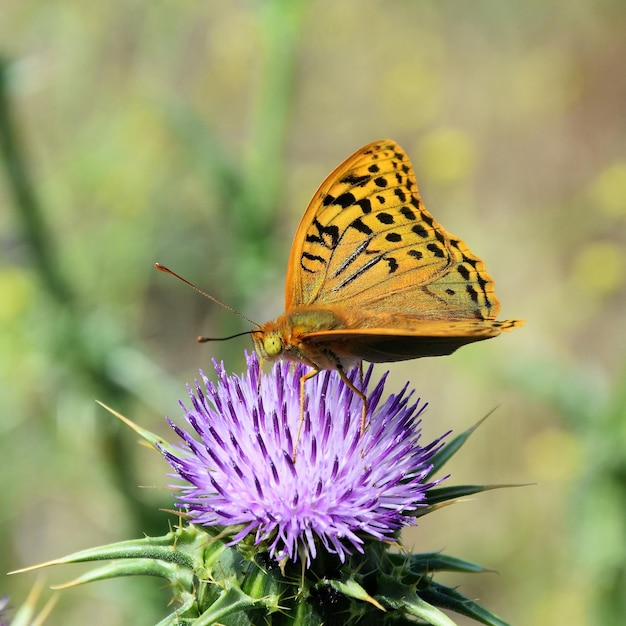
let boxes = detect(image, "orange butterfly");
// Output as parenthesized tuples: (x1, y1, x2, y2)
(251, 140, 522, 428)
(158, 139, 523, 446)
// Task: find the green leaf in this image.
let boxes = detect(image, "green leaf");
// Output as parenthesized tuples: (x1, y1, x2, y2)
(422, 483, 522, 510)
(388, 551, 494, 575)
(11, 525, 235, 581)
(420, 581, 510, 626)
(376, 576, 458, 626)
(96, 400, 181, 456)
(51, 558, 193, 589)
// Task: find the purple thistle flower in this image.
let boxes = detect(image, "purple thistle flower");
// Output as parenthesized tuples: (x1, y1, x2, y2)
(162, 352, 448, 566)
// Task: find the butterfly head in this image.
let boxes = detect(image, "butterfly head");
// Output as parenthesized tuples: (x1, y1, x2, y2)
(253, 323, 321, 371)
(252, 308, 353, 371)
(252, 328, 284, 362)
(252, 313, 322, 366)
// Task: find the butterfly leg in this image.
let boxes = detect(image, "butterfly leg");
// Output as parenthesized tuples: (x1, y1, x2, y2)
(336, 366, 367, 437)
(359, 362, 366, 435)
(293, 367, 321, 461)
(256, 357, 264, 394)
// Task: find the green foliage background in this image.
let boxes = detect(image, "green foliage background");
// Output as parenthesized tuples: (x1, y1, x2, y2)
(1, 1, 625, 624)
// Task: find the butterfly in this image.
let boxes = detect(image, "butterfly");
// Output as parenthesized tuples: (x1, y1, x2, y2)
(250, 140, 523, 435)
(157, 139, 523, 451)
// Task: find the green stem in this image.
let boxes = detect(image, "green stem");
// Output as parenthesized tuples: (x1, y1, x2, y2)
(0, 57, 162, 536)
(0, 57, 73, 305)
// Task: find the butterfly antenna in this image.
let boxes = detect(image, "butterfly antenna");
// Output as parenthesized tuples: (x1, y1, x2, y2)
(195, 330, 255, 344)
(154, 263, 261, 330)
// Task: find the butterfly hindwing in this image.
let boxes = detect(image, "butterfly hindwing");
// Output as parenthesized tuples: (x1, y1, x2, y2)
(301, 318, 522, 361)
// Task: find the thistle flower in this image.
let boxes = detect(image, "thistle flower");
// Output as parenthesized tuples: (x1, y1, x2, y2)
(162, 352, 448, 566)
(15, 353, 512, 625)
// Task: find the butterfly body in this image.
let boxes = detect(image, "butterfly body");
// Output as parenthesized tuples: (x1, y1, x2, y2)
(253, 139, 523, 377)
(253, 307, 351, 370)
(255, 306, 520, 372)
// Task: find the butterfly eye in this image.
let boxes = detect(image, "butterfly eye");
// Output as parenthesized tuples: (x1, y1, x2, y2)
(263, 334, 282, 357)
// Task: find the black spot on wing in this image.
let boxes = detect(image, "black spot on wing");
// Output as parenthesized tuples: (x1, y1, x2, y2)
(400, 206, 416, 220)
(386, 257, 399, 273)
(412, 224, 429, 238)
(376, 212, 394, 225)
(306, 219, 340, 249)
(350, 217, 373, 235)
(461, 254, 479, 268)
(340, 174, 371, 187)
(335, 192, 356, 208)
(458, 265, 471, 281)
(356, 198, 372, 213)
(427, 243, 446, 258)
(394, 188, 407, 203)
(422, 213, 434, 227)
(385, 232, 402, 243)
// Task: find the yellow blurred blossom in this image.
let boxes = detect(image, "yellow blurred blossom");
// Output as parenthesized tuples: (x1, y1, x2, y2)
(571, 241, 625, 297)
(416, 127, 476, 184)
(589, 162, 626, 217)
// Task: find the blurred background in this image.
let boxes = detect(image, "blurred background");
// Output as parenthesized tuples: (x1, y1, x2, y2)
(1, 1, 625, 624)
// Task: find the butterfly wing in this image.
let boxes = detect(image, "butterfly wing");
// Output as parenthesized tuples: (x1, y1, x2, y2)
(301, 318, 524, 362)
(286, 139, 500, 322)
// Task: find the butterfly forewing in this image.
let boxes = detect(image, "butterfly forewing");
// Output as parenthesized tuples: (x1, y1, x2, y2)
(286, 140, 500, 322)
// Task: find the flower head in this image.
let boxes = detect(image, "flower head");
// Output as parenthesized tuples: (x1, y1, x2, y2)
(162, 352, 448, 565)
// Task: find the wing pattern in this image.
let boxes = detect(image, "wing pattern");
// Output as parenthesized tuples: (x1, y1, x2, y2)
(286, 140, 498, 322)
